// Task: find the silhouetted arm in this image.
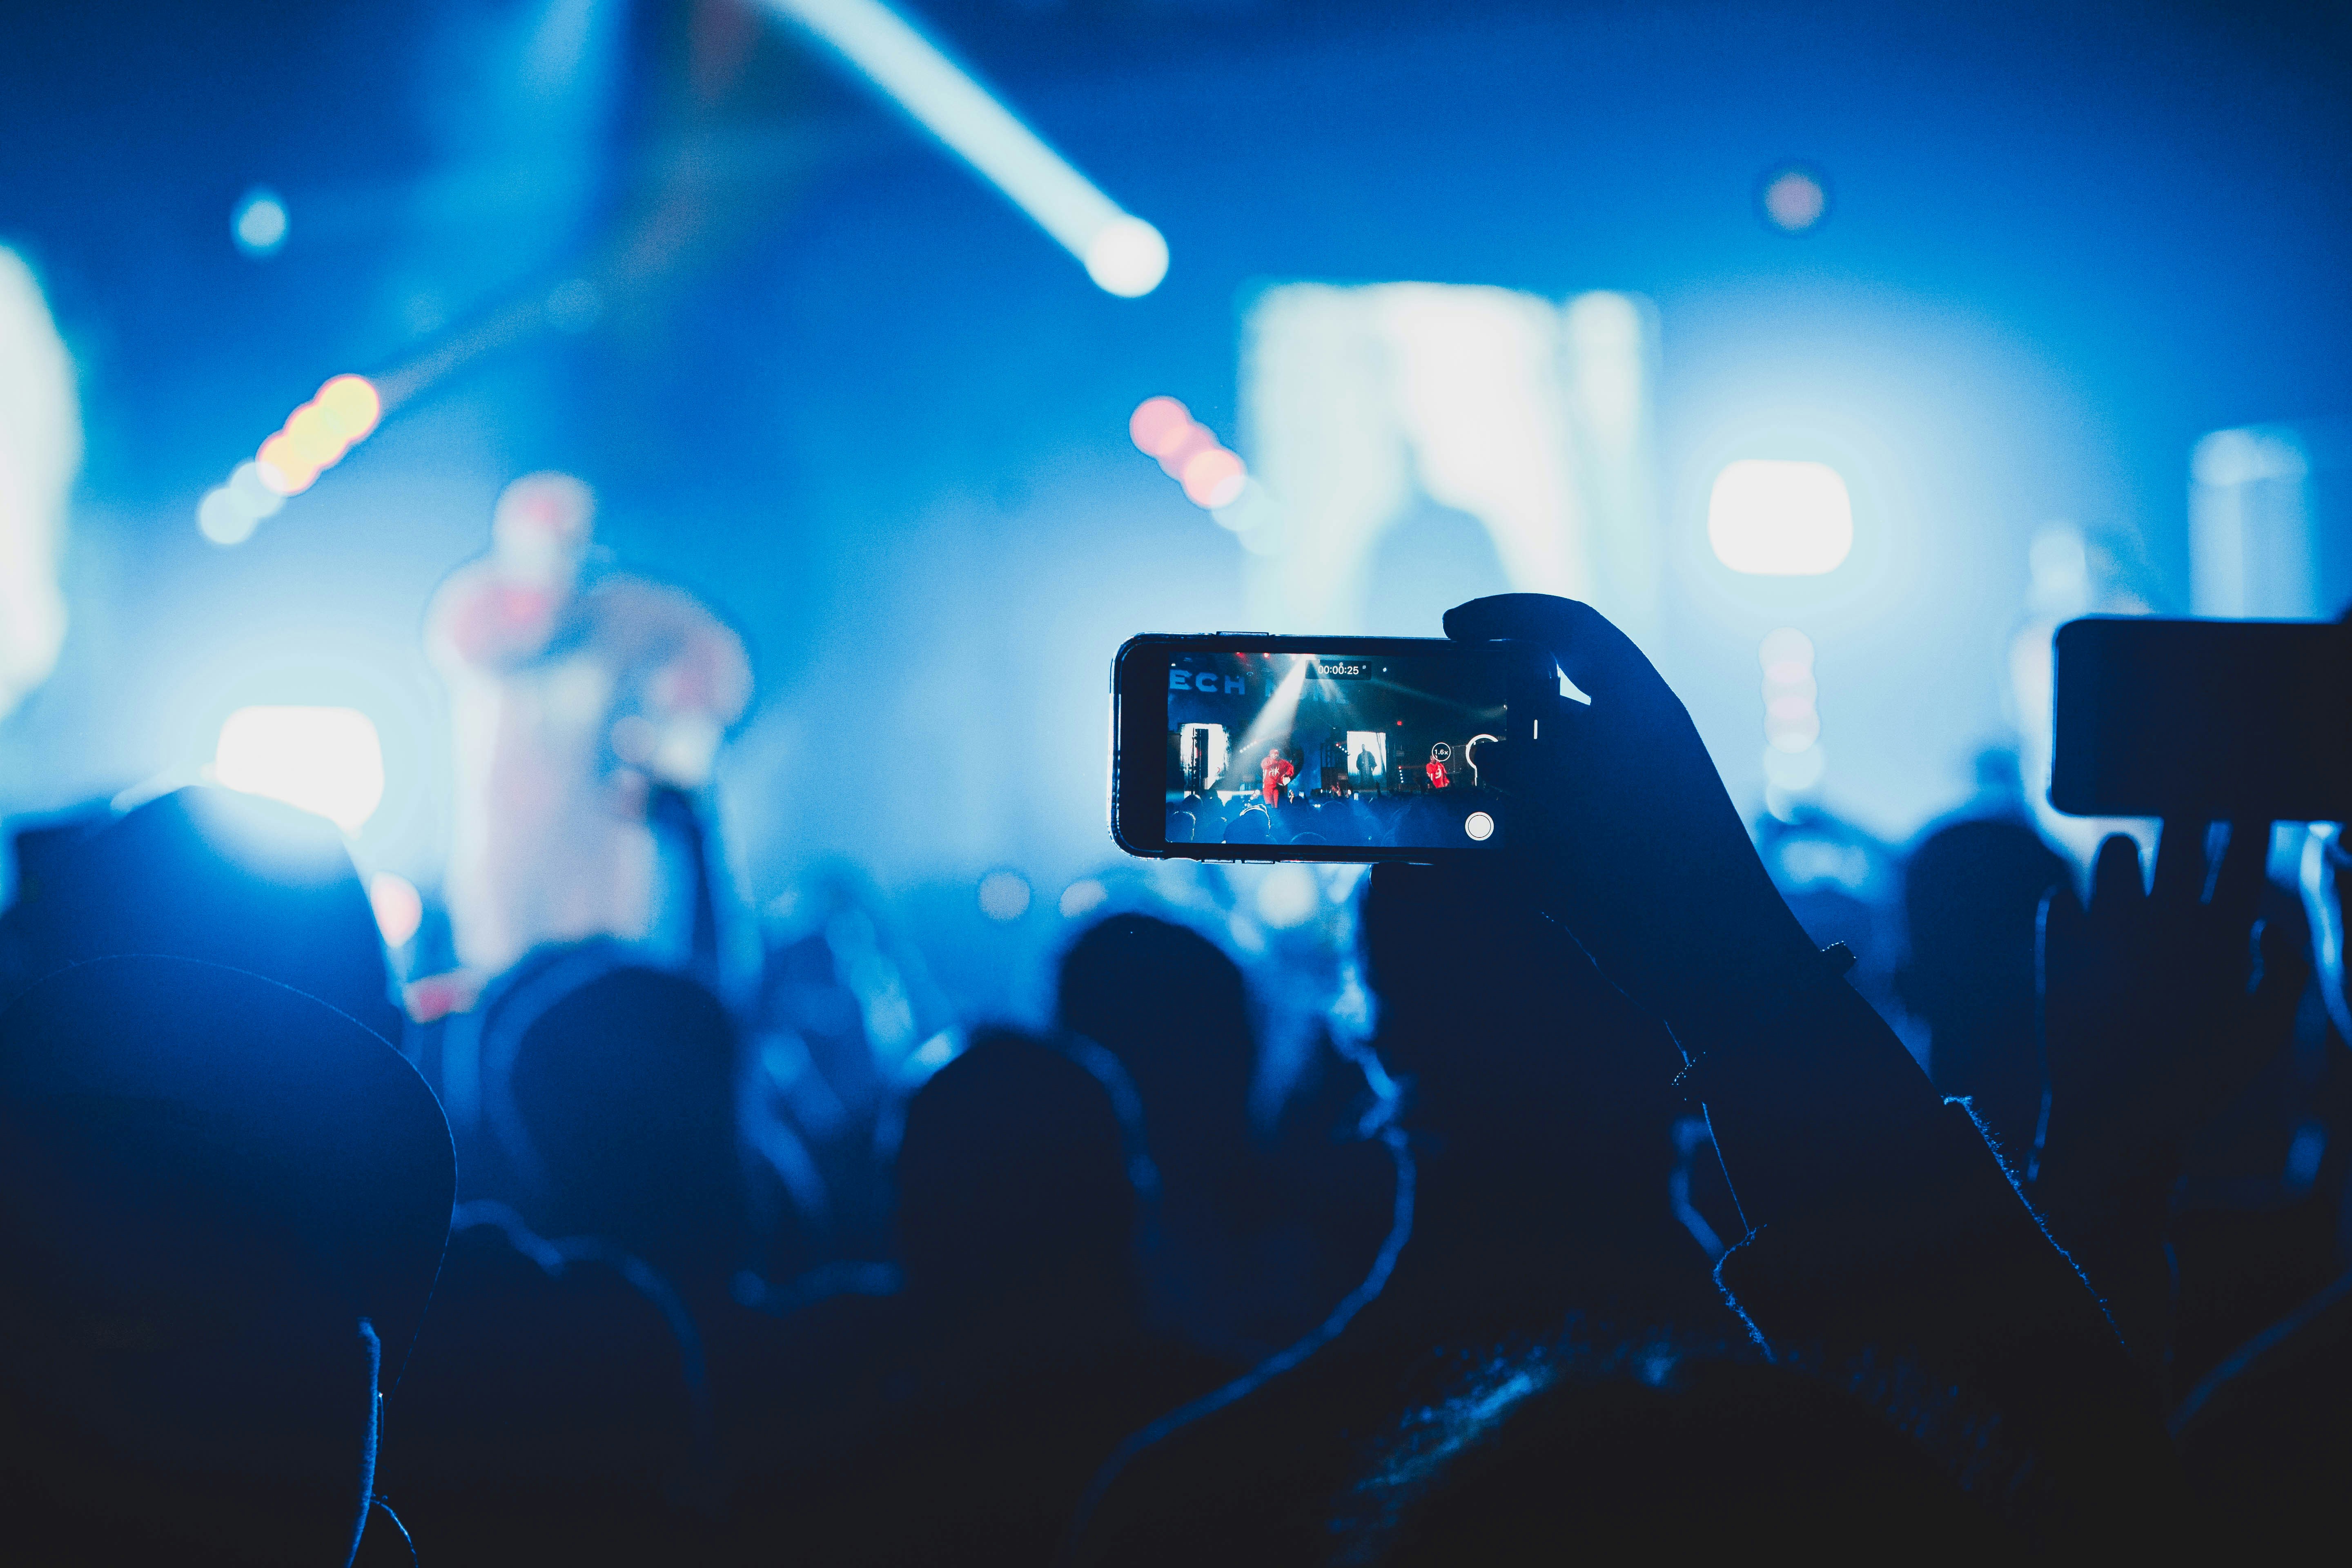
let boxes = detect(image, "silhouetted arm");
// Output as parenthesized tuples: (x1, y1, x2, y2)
(2032, 824, 2306, 1399)
(1442, 594, 2180, 1547)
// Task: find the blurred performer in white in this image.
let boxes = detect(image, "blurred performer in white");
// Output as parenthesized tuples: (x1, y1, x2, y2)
(0, 247, 78, 727)
(427, 473, 750, 983)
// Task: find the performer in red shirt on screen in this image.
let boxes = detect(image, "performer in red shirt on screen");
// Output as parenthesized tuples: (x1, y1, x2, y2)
(1260, 746, 1297, 806)
(1426, 743, 1452, 790)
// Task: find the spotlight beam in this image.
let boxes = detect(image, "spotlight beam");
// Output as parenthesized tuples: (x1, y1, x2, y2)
(1236, 656, 1312, 765)
(756, 0, 1167, 296)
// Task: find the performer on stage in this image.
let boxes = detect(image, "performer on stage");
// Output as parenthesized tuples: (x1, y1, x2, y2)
(1320, 735, 1348, 795)
(1425, 742, 1452, 791)
(1259, 745, 1297, 807)
(425, 473, 751, 985)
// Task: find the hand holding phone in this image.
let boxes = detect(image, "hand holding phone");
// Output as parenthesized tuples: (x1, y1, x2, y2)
(1111, 598, 1821, 1043)
(1437, 595, 1819, 1042)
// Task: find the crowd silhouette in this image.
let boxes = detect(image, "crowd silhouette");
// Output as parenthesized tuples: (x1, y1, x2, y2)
(2, 592, 2348, 1564)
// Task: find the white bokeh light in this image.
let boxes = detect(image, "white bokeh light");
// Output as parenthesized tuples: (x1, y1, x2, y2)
(1707, 459, 1853, 575)
(214, 706, 385, 831)
(1254, 864, 1318, 929)
(232, 188, 289, 257)
(977, 869, 1032, 921)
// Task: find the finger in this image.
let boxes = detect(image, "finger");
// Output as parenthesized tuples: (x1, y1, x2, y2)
(2255, 907, 2314, 1004)
(2151, 820, 2208, 910)
(2091, 833, 2144, 917)
(2240, 913, 2314, 1070)
(2209, 820, 2272, 922)
(1442, 595, 1672, 710)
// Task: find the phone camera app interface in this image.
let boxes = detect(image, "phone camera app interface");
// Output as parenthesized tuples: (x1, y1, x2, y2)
(1166, 652, 1506, 849)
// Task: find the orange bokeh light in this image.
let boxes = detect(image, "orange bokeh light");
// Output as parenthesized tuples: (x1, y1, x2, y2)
(256, 433, 320, 495)
(1128, 396, 1193, 457)
(1180, 447, 1246, 509)
(316, 374, 381, 441)
(284, 402, 350, 466)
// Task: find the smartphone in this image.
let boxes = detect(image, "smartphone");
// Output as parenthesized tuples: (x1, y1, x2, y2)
(1109, 635, 1557, 862)
(2051, 616, 2352, 820)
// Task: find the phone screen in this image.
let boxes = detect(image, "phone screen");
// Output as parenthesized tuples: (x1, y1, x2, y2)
(1115, 637, 1537, 860)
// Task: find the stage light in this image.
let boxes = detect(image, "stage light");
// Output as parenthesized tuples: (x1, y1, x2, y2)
(240, 373, 381, 508)
(758, 0, 1167, 296)
(1131, 398, 1249, 512)
(1129, 396, 1192, 457)
(977, 869, 1031, 921)
(1758, 165, 1829, 234)
(1765, 710, 1821, 752)
(232, 187, 289, 257)
(1757, 626, 1813, 676)
(213, 706, 385, 832)
(1757, 627, 1824, 813)
(1157, 422, 1217, 478)
(1255, 864, 1317, 929)
(1762, 743, 1827, 791)
(198, 488, 260, 546)
(1708, 460, 1852, 575)
(197, 462, 289, 546)
(368, 871, 424, 949)
(228, 461, 285, 519)
(1236, 656, 1311, 761)
(255, 432, 321, 496)
(1181, 448, 1247, 509)
(1059, 878, 1108, 920)
(1084, 215, 1168, 298)
(315, 374, 381, 441)
(284, 402, 347, 466)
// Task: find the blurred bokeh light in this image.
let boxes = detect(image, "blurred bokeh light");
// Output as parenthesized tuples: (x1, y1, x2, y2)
(214, 706, 386, 833)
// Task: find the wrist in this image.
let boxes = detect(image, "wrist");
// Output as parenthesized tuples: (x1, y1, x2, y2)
(1662, 927, 1842, 1054)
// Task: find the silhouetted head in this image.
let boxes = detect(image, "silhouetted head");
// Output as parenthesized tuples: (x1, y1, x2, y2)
(0, 786, 397, 1044)
(1056, 915, 1256, 1147)
(1360, 861, 1678, 1125)
(894, 1031, 1135, 1311)
(490, 470, 594, 588)
(1357, 863, 1698, 1305)
(493, 956, 746, 1287)
(374, 1202, 705, 1557)
(1901, 819, 2075, 1144)
(0, 956, 453, 1566)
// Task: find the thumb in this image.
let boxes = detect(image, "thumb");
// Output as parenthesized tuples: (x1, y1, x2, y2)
(2089, 833, 2145, 924)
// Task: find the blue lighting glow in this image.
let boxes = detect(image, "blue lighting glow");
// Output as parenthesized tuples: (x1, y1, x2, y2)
(231, 187, 289, 258)
(1707, 460, 1853, 576)
(757, 0, 1167, 296)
